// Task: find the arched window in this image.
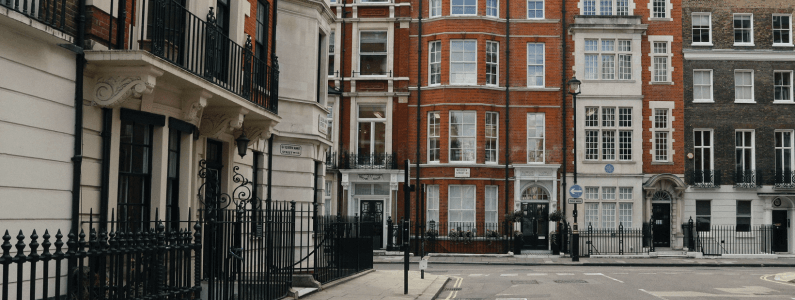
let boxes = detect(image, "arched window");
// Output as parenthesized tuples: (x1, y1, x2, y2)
(652, 191, 672, 201)
(521, 186, 549, 201)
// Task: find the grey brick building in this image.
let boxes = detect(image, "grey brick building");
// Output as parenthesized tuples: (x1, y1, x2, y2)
(682, 0, 795, 253)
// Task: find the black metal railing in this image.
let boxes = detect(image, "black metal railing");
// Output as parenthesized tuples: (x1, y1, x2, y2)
(772, 169, 795, 189)
(732, 169, 760, 188)
(325, 151, 337, 170)
(682, 217, 774, 255)
(338, 152, 398, 169)
(131, 0, 279, 113)
(311, 215, 374, 284)
(0, 209, 201, 300)
(564, 222, 652, 257)
(686, 169, 721, 188)
(1, 0, 70, 32)
(407, 221, 514, 254)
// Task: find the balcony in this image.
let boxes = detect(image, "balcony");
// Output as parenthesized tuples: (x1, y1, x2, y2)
(772, 170, 795, 189)
(335, 152, 398, 170)
(732, 170, 760, 189)
(1, 0, 71, 33)
(686, 170, 721, 188)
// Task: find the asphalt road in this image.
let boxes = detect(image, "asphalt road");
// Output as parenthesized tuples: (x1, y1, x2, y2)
(375, 264, 795, 300)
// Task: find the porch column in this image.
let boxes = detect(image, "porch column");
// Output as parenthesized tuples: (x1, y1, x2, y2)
(764, 198, 773, 225)
(789, 208, 795, 254)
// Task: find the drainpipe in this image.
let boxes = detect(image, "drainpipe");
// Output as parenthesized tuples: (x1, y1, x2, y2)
(270, 0, 278, 65)
(99, 108, 112, 230)
(415, 0, 423, 254)
(337, 0, 348, 214)
(560, 0, 567, 221)
(504, 0, 511, 234)
(71, 0, 86, 234)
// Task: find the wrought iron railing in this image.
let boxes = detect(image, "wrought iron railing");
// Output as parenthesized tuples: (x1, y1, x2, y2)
(686, 169, 721, 188)
(564, 222, 652, 257)
(406, 221, 514, 254)
(732, 169, 760, 189)
(772, 169, 795, 189)
(325, 151, 337, 170)
(682, 217, 774, 255)
(338, 152, 398, 169)
(1, 0, 70, 32)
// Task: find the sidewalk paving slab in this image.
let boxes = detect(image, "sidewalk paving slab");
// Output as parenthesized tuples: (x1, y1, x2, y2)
(301, 270, 449, 300)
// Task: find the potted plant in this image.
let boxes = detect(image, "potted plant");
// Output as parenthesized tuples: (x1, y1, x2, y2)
(549, 210, 564, 222)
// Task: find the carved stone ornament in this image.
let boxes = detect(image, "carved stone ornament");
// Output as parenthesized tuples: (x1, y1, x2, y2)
(182, 90, 212, 125)
(199, 108, 249, 138)
(358, 174, 383, 181)
(233, 120, 274, 141)
(92, 76, 154, 107)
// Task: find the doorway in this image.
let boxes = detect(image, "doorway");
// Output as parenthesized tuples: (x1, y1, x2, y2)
(652, 203, 671, 247)
(773, 210, 788, 253)
(359, 200, 384, 249)
(521, 203, 549, 250)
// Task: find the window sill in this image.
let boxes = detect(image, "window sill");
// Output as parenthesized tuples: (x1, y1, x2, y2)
(691, 42, 714, 47)
(773, 43, 795, 48)
(651, 161, 674, 165)
(692, 100, 714, 103)
(773, 100, 795, 104)
(733, 43, 755, 47)
(581, 80, 636, 83)
(649, 81, 674, 85)
(734, 100, 756, 104)
(649, 17, 673, 22)
(582, 161, 636, 164)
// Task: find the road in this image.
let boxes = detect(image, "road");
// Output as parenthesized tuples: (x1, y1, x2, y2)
(375, 264, 795, 300)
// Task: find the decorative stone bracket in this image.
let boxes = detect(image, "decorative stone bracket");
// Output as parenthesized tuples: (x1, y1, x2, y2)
(232, 120, 274, 142)
(91, 66, 164, 108)
(199, 107, 250, 139)
(181, 90, 212, 126)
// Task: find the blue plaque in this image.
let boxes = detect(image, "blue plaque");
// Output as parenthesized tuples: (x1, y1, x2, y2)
(605, 164, 614, 174)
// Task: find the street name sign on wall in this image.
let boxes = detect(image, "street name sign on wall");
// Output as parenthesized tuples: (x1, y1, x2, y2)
(454, 168, 470, 178)
(318, 115, 328, 135)
(569, 184, 583, 198)
(280, 144, 302, 156)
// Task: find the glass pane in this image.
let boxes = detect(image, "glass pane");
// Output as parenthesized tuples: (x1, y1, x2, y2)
(358, 122, 372, 154)
(696, 200, 710, 215)
(359, 105, 386, 119)
(374, 122, 386, 154)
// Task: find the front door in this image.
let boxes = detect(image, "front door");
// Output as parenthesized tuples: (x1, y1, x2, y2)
(360, 200, 384, 249)
(521, 203, 549, 250)
(773, 210, 788, 253)
(652, 203, 671, 247)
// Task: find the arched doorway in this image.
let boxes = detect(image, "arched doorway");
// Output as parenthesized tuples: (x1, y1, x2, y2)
(652, 191, 672, 248)
(520, 186, 550, 250)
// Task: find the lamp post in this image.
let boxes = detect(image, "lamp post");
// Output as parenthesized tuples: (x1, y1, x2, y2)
(567, 77, 581, 262)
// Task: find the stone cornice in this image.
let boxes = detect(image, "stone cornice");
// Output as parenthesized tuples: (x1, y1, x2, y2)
(280, 0, 336, 24)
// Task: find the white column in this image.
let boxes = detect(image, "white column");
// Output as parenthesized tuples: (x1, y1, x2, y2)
(150, 124, 169, 221)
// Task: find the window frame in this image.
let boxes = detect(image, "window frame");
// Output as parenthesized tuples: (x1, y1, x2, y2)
(696, 200, 711, 231)
(734, 69, 755, 103)
(527, 112, 545, 163)
(118, 120, 155, 231)
(736, 200, 752, 232)
(691, 12, 713, 46)
(485, 186, 499, 227)
(358, 30, 389, 77)
(774, 70, 794, 103)
(527, 43, 545, 87)
(485, 112, 499, 164)
(582, 0, 630, 16)
(427, 185, 440, 226)
(733, 13, 754, 46)
(428, 111, 441, 163)
(527, 0, 544, 19)
(448, 185, 476, 227)
(429, 41, 442, 86)
(449, 111, 477, 163)
(450, 40, 477, 85)
(451, 0, 477, 16)
(356, 104, 387, 155)
(653, 108, 671, 162)
(487, 0, 498, 17)
(693, 69, 714, 103)
(584, 106, 632, 162)
(693, 129, 714, 173)
(486, 41, 499, 86)
(584, 38, 632, 81)
(652, 41, 670, 83)
(772, 14, 793, 46)
(430, 0, 441, 18)
(650, 0, 668, 19)
(775, 130, 794, 181)
(735, 129, 756, 176)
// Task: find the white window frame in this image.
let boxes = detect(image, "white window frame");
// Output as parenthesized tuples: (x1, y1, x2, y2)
(357, 104, 388, 155)
(693, 69, 714, 103)
(581, 0, 630, 16)
(486, 41, 499, 86)
(450, 40, 477, 85)
(735, 70, 755, 103)
(584, 202, 599, 228)
(358, 31, 388, 77)
(652, 108, 671, 162)
(648, 36, 673, 84)
(485, 112, 499, 164)
(328, 31, 336, 77)
(429, 41, 442, 86)
(448, 185, 476, 227)
(772, 14, 793, 46)
(733, 13, 754, 46)
(428, 111, 441, 163)
(584, 38, 631, 81)
(487, 0, 498, 17)
(527, 43, 545, 87)
(585, 106, 631, 162)
(693, 129, 714, 174)
(527, 0, 544, 19)
(691, 12, 713, 46)
(774, 70, 793, 103)
(527, 113, 545, 163)
(451, 0, 477, 16)
(485, 186, 498, 227)
(430, 0, 441, 18)
(735, 130, 756, 176)
(449, 111, 477, 163)
(775, 130, 794, 179)
(648, 0, 671, 20)
(696, 200, 711, 231)
(583, 186, 632, 229)
(427, 185, 440, 226)
(619, 202, 633, 228)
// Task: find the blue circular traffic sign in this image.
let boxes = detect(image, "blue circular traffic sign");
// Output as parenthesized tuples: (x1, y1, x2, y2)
(569, 185, 583, 198)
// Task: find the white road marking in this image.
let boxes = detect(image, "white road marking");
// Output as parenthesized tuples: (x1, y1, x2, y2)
(527, 273, 547, 276)
(584, 272, 624, 283)
(469, 274, 483, 277)
(639, 273, 656, 275)
(639, 289, 668, 300)
(557, 273, 574, 276)
(443, 277, 463, 300)
(500, 274, 518, 276)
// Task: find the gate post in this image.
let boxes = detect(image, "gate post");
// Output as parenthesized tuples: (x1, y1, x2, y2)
(587, 223, 593, 256)
(155, 218, 166, 296)
(618, 222, 624, 255)
(387, 217, 394, 251)
(649, 217, 655, 253)
(289, 201, 297, 289)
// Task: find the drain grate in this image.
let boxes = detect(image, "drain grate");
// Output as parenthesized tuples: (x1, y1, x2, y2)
(511, 280, 539, 284)
(444, 287, 463, 291)
(554, 280, 587, 284)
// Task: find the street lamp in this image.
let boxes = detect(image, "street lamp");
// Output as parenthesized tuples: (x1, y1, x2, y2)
(567, 77, 581, 262)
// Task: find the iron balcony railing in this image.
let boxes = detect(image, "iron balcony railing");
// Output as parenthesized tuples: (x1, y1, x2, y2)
(1, 0, 70, 32)
(325, 151, 337, 170)
(732, 169, 760, 189)
(338, 152, 398, 169)
(130, 0, 279, 113)
(772, 169, 795, 189)
(686, 169, 721, 188)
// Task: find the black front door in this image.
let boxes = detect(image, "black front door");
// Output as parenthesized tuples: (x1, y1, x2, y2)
(652, 203, 671, 247)
(521, 203, 549, 250)
(773, 210, 788, 253)
(360, 200, 384, 249)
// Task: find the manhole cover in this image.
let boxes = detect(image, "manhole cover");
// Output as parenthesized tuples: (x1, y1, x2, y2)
(511, 280, 539, 284)
(554, 280, 587, 284)
(444, 287, 462, 291)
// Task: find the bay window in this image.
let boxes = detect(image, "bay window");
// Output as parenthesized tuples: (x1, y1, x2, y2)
(428, 112, 441, 162)
(486, 112, 498, 163)
(450, 40, 477, 85)
(527, 43, 545, 87)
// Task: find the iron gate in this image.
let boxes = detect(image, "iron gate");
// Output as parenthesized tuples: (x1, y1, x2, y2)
(199, 161, 296, 300)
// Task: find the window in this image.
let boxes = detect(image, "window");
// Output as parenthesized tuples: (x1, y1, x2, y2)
(486, 112, 498, 163)
(328, 31, 335, 76)
(326, 100, 335, 141)
(602, 187, 616, 200)
(584, 39, 631, 80)
(429, 41, 442, 85)
(430, 0, 441, 17)
(692, 13, 712, 45)
(602, 203, 616, 229)
(450, 40, 477, 85)
(118, 120, 154, 231)
(451, 0, 476, 15)
(527, 43, 545, 87)
(487, 0, 498, 17)
(585, 203, 599, 228)
(735, 70, 754, 102)
(583, 186, 632, 229)
(448, 185, 476, 227)
(357, 104, 386, 155)
(360, 31, 387, 76)
(166, 129, 181, 228)
(528, 0, 543, 19)
(527, 113, 545, 163)
(693, 70, 713, 102)
(773, 15, 792, 45)
(255, 0, 270, 60)
(733, 14, 753, 45)
(585, 106, 632, 161)
(696, 200, 711, 231)
(585, 187, 599, 200)
(653, 109, 670, 162)
(428, 112, 441, 162)
(694, 129, 714, 181)
(619, 203, 633, 228)
(450, 111, 476, 162)
(521, 186, 550, 200)
(486, 41, 499, 86)
(776, 131, 794, 186)
(582, 0, 628, 16)
(775, 71, 793, 102)
(735, 130, 755, 177)
(652, 41, 669, 82)
(736, 201, 752, 232)
(427, 185, 439, 226)
(485, 186, 498, 227)
(652, 0, 666, 18)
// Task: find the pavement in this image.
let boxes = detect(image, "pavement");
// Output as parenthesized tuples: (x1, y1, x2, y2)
(301, 269, 449, 300)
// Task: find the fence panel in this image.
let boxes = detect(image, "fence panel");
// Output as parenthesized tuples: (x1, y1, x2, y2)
(565, 222, 651, 257)
(407, 222, 514, 254)
(684, 221, 774, 255)
(311, 216, 373, 284)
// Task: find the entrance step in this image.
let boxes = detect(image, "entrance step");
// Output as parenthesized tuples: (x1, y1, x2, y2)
(520, 250, 552, 255)
(655, 250, 687, 257)
(373, 250, 412, 256)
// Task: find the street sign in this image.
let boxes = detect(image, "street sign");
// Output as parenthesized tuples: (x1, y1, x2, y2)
(569, 185, 583, 198)
(568, 198, 583, 204)
(419, 257, 428, 270)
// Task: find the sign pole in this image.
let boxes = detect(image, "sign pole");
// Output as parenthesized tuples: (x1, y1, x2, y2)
(403, 159, 413, 294)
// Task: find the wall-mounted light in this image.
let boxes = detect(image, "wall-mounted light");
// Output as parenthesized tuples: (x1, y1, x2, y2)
(236, 128, 251, 158)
